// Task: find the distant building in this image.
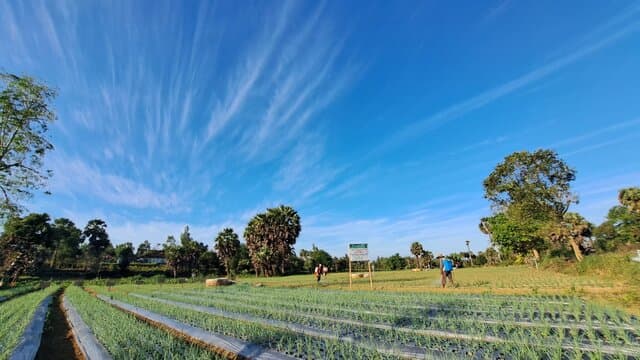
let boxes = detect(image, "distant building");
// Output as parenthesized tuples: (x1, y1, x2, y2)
(137, 250, 166, 264)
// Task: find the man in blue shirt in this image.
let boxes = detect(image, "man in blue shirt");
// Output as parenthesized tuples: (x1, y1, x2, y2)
(437, 254, 454, 288)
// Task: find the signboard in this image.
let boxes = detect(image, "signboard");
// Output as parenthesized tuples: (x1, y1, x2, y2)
(349, 243, 369, 262)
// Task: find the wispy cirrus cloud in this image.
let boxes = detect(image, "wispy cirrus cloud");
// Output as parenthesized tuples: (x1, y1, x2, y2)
(302, 204, 488, 257)
(373, 13, 640, 156)
(49, 155, 183, 211)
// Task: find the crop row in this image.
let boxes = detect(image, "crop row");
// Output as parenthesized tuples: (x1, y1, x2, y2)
(92, 286, 402, 360)
(98, 285, 639, 360)
(0, 285, 59, 360)
(133, 290, 640, 358)
(64, 285, 226, 359)
(132, 284, 637, 327)
(142, 290, 639, 350)
(164, 288, 634, 330)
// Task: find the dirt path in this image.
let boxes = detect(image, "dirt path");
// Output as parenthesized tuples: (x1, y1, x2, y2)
(35, 289, 84, 360)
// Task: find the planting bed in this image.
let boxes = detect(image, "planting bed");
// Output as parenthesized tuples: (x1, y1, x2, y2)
(91, 284, 640, 359)
(64, 285, 225, 359)
(0, 285, 58, 360)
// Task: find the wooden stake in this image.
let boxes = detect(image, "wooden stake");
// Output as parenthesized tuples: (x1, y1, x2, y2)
(368, 262, 373, 290)
(348, 258, 352, 289)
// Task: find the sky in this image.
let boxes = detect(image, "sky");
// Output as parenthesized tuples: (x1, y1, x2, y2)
(0, 0, 639, 258)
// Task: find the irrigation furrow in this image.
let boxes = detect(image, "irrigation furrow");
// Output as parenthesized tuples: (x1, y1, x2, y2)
(135, 293, 640, 358)
(130, 293, 446, 359)
(62, 295, 112, 360)
(96, 294, 298, 360)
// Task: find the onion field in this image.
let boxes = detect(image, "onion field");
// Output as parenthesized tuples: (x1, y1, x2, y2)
(1, 281, 639, 359)
(86, 283, 640, 359)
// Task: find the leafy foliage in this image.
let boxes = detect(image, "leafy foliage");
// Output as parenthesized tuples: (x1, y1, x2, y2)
(481, 150, 578, 258)
(0, 213, 53, 285)
(244, 205, 301, 277)
(0, 73, 56, 217)
(410, 241, 424, 268)
(214, 228, 240, 276)
(619, 187, 640, 214)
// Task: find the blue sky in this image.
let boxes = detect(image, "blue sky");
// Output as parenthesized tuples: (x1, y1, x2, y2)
(1, 1, 639, 258)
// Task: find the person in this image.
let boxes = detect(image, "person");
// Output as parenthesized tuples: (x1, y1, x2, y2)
(438, 253, 454, 288)
(314, 263, 322, 283)
(322, 265, 328, 278)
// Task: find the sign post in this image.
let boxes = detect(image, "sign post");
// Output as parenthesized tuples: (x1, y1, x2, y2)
(348, 243, 372, 289)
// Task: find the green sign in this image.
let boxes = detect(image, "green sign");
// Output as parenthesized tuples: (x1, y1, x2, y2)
(348, 243, 368, 261)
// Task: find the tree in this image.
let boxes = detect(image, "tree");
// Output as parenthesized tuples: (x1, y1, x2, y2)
(482, 150, 577, 259)
(198, 251, 220, 276)
(244, 205, 301, 277)
(50, 218, 82, 268)
(410, 241, 424, 269)
(594, 205, 640, 251)
(546, 212, 593, 261)
(136, 240, 152, 258)
(0, 73, 56, 218)
(0, 213, 53, 286)
(163, 235, 180, 278)
(214, 228, 240, 276)
(114, 242, 135, 273)
(179, 226, 207, 277)
(619, 187, 640, 214)
(299, 245, 333, 273)
(82, 219, 111, 274)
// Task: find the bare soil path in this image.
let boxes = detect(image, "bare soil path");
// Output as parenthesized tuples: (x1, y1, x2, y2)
(35, 289, 84, 360)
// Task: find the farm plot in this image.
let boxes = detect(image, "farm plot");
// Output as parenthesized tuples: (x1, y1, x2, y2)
(64, 285, 226, 359)
(95, 284, 640, 360)
(0, 285, 59, 360)
(0, 280, 43, 303)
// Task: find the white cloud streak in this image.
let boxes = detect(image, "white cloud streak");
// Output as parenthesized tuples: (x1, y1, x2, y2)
(373, 17, 640, 155)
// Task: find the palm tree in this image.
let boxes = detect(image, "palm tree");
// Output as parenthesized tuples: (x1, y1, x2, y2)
(410, 242, 424, 269)
(244, 205, 301, 276)
(215, 228, 240, 276)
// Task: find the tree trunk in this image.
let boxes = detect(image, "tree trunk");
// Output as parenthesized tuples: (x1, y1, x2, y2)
(569, 238, 584, 262)
(49, 248, 58, 269)
(532, 249, 540, 260)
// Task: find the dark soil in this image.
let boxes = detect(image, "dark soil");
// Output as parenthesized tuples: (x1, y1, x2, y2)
(35, 290, 84, 360)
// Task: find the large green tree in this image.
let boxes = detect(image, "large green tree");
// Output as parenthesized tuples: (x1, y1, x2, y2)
(0, 213, 53, 286)
(244, 205, 301, 277)
(481, 149, 577, 259)
(50, 217, 82, 268)
(82, 219, 111, 273)
(214, 228, 240, 276)
(0, 73, 56, 217)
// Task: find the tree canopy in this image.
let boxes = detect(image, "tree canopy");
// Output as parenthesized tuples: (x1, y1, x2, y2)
(215, 228, 240, 276)
(0, 73, 56, 217)
(481, 150, 578, 259)
(244, 205, 301, 277)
